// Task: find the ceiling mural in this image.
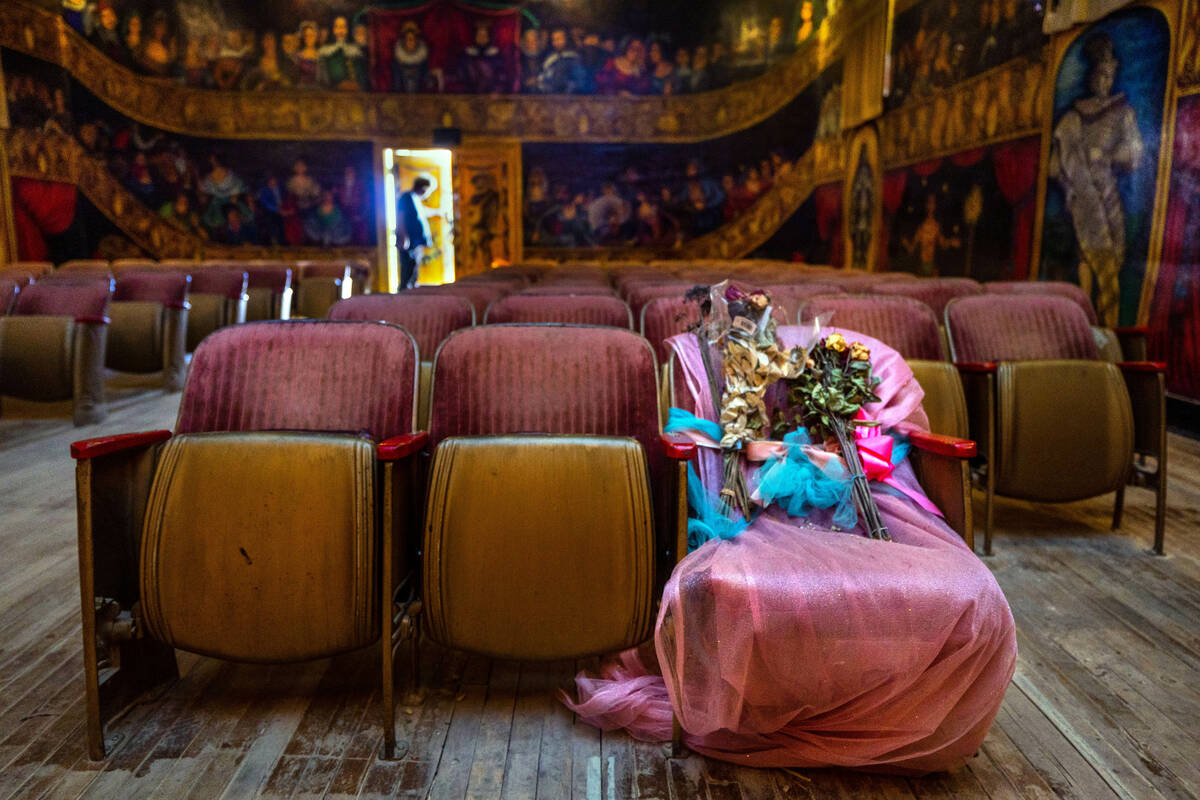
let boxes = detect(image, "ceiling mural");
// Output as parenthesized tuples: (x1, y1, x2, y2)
(56, 0, 834, 95)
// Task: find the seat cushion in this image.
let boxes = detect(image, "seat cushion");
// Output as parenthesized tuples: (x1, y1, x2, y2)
(424, 435, 655, 659)
(0, 316, 75, 400)
(140, 432, 378, 662)
(945, 295, 1099, 363)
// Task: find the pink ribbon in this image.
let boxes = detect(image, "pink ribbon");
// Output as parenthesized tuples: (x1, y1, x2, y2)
(854, 411, 943, 517)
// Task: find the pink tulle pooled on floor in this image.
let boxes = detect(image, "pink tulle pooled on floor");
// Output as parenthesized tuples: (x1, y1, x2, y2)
(564, 327, 1017, 775)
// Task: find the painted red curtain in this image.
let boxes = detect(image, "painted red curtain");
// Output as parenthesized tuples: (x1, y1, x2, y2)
(1148, 97, 1200, 400)
(878, 170, 908, 270)
(910, 158, 942, 178)
(950, 148, 987, 168)
(12, 178, 77, 262)
(368, 1, 520, 93)
(992, 137, 1040, 280)
(814, 182, 843, 267)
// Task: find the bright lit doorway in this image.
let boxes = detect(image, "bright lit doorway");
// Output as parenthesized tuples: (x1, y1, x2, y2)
(383, 148, 455, 291)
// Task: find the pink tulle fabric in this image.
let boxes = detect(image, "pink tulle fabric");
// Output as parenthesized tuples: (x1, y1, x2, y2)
(564, 326, 1017, 775)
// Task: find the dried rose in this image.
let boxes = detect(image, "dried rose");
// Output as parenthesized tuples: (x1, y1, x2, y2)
(747, 292, 769, 311)
(725, 284, 747, 303)
(850, 342, 870, 361)
(825, 333, 848, 353)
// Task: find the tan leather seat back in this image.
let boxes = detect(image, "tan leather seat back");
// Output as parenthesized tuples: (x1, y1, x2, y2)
(1092, 327, 1122, 363)
(0, 316, 75, 400)
(140, 432, 378, 662)
(186, 294, 224, 351)
(424, 435, 655, 660)
(245, 287, 276, 321)
(295, 277, 344, 319)
(107, 301, 163, 373)
(908, 360, 969, 439)
(418, 360, 433, 431)
(996, 361, 1132, 502)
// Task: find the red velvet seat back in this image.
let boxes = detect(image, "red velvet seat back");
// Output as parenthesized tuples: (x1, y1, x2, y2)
(872, 278, 983, 317)
(945, 295, 1100, 363)
(485, 294, 632, 328)
(191, 269, 247, 299)
(111, 259, 159, 273)
(293, 261, 352, 279)
(429, 325, 659, 458)
(2, 262, 53, 285)
(114, 271, 191, 304)
(640, 296, 703, 365)
(800, 295, 946, 361)
(176, 320, 417, 439)
(13, 280, 112, 318)
(0, 278, 17, 314)
(626, 283, 690, 321)
(410, 284, 507, 318)
(244, 266, 293, 292)
(328, 294, 474, 359)
(520, 284, 616, 296)
(764, 282, 846, 323)
(58, 260, 111, 275)
(984, 280, 1098, 325)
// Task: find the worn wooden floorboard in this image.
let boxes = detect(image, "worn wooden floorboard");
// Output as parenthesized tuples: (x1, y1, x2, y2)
(2, 387, 1198, 799)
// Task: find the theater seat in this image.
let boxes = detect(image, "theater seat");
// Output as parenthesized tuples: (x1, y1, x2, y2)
(1, 261, 53, 285)
(186, 269, 247, 351)
(0, 278, 17, 314)
(0, 279, 111, 425)
(58, 260, 112, 275)
(293, 261, 353, 318)
(107, 271, 190, 391)
(945, 295, 1167, 555)
(409, 283, 507, 319)
(241, 264, 293, 321)
(70, 320, 424, 760)
(872, 277, 983, 317)
(484, 293, 633, 328)
(329, 293, 475, 428)
(420, 325, 691, 664)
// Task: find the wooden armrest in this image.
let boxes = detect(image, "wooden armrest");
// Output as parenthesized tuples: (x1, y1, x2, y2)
(661, 433, 698, 461)
(908, 430, 977, 459)
(1118, 361, 1166, 374)
(377, 432, 429, 461)
(955, 361, 997, 374)
(75, 315, 111, 325)
(71, 430, 172, 460)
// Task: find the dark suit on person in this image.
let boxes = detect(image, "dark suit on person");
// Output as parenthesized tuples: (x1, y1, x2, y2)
(397, 189, 432, 289)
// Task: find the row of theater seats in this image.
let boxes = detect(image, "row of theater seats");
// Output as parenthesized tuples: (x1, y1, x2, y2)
(0, 258, 366, 424)
(69, 317, 977, 761)
(320, 259, 1166, 559)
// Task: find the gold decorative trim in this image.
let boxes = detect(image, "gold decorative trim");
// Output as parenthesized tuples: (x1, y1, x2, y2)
(1, 0, 860, 144)
(5, 129, 375, 260)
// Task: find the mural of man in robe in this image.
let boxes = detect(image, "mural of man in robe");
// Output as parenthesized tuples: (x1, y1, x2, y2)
(1048, 33, 1142, 327)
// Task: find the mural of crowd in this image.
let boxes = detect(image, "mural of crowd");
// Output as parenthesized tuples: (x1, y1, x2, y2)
(886, 0, 1044, 111)
(4, 60, 376, 248)
(59, 0, 830, 95)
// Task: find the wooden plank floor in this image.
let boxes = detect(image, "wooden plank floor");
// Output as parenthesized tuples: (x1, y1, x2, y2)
(2, 384, 1199, 799)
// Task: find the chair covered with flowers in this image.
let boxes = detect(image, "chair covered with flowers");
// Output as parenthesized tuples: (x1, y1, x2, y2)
(945, 294, 1167, 555)
(329, 293, 475, 428)
(418, 324, 692, 666)
(185, 269, 247, 351)
(70, 320, 425, 761)
(107, 271, 190, 391)
(484, 293, 633, 328)
(1, 279, 111, 425)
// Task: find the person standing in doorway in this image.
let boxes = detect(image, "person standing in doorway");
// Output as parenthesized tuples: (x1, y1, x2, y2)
(396, 174, 435, 289)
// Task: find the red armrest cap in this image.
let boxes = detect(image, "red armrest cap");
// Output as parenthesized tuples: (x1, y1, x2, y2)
(908, 430, 977, 459)
(71, 429, 171, 460)
(955, 362, 997, 374)
(74, 315, 111, 325)
(377, 431, 429, 461)
(1118, 361, 1167, 374)
(662, 432, 698, 460)
(1114, 326, 1149, 335)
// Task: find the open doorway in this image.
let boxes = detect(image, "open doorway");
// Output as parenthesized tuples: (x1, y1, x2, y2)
(383, 148, 455, 291)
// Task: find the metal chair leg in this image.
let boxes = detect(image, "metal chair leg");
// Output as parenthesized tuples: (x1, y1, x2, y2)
(1112, 483, 1125, 531)
(665, 713, 687, 758)
(1153, 461, 1167, 556)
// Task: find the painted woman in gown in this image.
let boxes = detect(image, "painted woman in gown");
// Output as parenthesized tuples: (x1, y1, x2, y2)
(566, 327, 1017, 775)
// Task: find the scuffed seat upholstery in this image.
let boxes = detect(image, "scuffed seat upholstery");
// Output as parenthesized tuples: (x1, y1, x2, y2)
(945, 295, 1167, 555)
(0, 279, 111, 425)
(420, 325, 692, 663)
(70, 320, 424, 760)
(484, 294, 633, 328)
(107, 271, 190, 391)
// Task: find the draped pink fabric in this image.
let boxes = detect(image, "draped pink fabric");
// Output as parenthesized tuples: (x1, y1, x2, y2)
(564, 327, 1016, 775)
(12, 178, 77, 262)
(992, 138, 1041, 281)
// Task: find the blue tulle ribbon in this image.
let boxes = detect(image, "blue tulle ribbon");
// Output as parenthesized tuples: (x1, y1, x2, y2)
(665, 409, 750, 550)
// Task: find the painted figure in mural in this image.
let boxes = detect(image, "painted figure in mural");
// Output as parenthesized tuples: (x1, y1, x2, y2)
(690, 45, 713, 93)
(392, 22, 431, 94)
(88, 1, 124, 63)
(212, 30, 251, 91)
(396, 175, 435, 289)
(137, 11, 176, 77)
(670, 48, 692, 94)
(257, 176, 286, 245)
(318, 16, 363, 91)
(458, 22, 507, 94)
(284, 157, 322, 244)
(62, 0, 92, 35)
(537, 196, 595, 247)
(245, 32, 288, 90)
(351, 21, 372, 90)
(180, 36, 210, 88)
(1049, 33, 1142, 327)
(305, 190, 353, 245)
(198, 152, 248, 232)
(122, 11, 142, 69)
(903, 194, 961, 276)
(597, 37, 648, 95)
(646, 40, 676, 94)
(519, 28, 544, 93)
(849, 148, 874, 269)
(338, 166, 370, 243)
(466, 172, 502, 267)
(293, 21, 323, 87)
(764, 16, 789, 67)
(795, 2, 816, 46)
(539, 28, 589, 94)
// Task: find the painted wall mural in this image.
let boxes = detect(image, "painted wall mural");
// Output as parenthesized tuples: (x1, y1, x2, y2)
(521, 60, 839, 251)
(1038, 6, 1170, 328)
(4, 49, 377, 252)
(1147, 93, 1200, 402)
(886, 0, 1045, 112)
(57, 0, 832, 96)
